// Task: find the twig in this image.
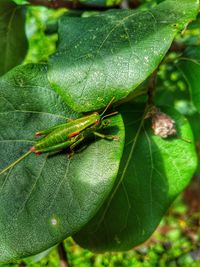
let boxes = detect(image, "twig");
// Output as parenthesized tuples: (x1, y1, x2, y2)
(28, 0, 120, 10)
(169, 41, 186, 53)
(148, 70, 157, 105)
(58, 242, 69, 267)
(19, 263, 26, 267)
(128, 0, 140, 9)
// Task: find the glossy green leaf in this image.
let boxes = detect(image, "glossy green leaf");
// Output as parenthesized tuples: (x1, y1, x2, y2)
(178, 46, 200, 112)
(0, 0, 28, 76)
(0, 64, 124, 263)
(74, 103, 197, 251)
(48, 0, 199, 112)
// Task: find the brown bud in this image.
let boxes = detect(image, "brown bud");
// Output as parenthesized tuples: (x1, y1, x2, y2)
(148, 107, 177, 138)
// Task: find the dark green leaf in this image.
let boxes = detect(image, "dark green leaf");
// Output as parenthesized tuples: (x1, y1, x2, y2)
(48, 0, 199, 112)
(74, 103, 197, 251)
(0, 64, 124, 262)
(178, 46, 200, 112)
(0, 0, 28, 76)
(187, 112, 200, 176)
(188, 112, 200, 143)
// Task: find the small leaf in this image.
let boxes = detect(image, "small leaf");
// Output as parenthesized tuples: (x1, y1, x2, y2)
(0, 0, 28, 76)
(0, 64, 124, 263)
(74, 103, 197, 251)
(178, 46, 200, 112)
(48, 0, 199, 112)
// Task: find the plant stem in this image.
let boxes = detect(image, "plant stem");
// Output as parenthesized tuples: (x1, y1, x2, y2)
(28, 0, 120, 10)
(128, 0, 140, 9)
(147, 70, 157, 105)
(58, 242, 69, 267)
(169, 41, 186, 53)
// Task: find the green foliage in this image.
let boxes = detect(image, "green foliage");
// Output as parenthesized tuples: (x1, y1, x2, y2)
(0, 0, 199, 264)
(178, 46, 200, 112)
(0, 0, 27, 76)
(25, 7, 65, 63)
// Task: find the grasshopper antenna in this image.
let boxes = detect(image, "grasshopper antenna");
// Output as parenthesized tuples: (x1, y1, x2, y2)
(100, 97, 116, 117)
(0, 150, 32, 175)
(102, 111, 118, 120)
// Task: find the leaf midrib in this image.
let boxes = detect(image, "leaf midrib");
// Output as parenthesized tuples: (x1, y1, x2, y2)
(97, 105, 149, 227)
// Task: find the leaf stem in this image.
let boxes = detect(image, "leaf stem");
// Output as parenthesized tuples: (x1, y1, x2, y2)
(128, 0, 140, 9)
(58, 242, 69, 267)
(148, 70, 157, 105)
(169, 41, 186, 53)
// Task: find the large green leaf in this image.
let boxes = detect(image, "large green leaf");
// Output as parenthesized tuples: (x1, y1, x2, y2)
(48, 0, 199, 112)
(0, 64, 124, 263)
(74, 103, 197, 251)
(178, 46, 200, 112)
(0, 0, 28, 76)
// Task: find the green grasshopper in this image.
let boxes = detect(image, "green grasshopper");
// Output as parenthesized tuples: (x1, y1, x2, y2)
(0, 98, 118, 175)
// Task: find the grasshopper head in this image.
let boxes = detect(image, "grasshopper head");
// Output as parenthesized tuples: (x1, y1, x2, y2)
(92, 112, 101, 126)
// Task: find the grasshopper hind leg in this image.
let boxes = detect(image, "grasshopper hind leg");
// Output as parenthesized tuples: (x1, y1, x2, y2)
(33, 140, 74, 154)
